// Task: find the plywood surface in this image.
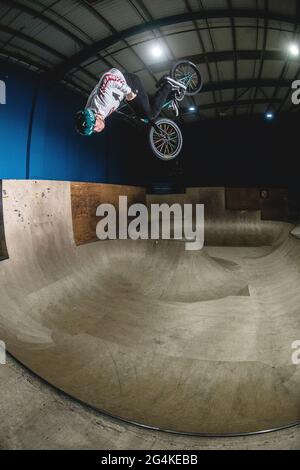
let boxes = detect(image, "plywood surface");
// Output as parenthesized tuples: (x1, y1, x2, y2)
(71, 183, 146, 245)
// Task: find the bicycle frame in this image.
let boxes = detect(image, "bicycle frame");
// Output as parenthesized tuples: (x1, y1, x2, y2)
(115, 66, 194, 138)
(115, 61, 201, 161)
(119, 96, 182, 134)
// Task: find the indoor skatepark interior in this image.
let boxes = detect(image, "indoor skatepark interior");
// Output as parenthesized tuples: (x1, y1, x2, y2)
(0, 181, 299, 439)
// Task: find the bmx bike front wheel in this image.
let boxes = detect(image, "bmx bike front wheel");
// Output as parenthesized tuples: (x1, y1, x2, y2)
(171, 60, 203, 96)
(149, 118, 183, 161)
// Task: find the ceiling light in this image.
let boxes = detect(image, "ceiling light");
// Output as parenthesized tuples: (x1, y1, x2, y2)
(265, 112, 274, 120)
(189, 106, 196, 112)
(289, 43, 300, 57)
(151, 45, 163, 58)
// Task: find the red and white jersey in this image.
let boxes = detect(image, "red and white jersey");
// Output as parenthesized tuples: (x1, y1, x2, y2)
(85, 68, 131, 120)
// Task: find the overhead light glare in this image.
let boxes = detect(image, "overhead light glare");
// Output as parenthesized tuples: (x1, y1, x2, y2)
(265, 112, 274, 120)
(289, 43, 300, 57)
(151, 45, 163, 58)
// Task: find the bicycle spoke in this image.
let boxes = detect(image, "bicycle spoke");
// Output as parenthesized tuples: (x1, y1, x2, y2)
(174, 62, 201, 95)
(169, 141, 175, 153)
(154, 135, 164, 145)
(157, 141, 165, 152)
(170, 141, 176, 152)
(151, 119, 181, 158)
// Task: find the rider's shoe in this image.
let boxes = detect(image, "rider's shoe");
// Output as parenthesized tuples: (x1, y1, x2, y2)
(163, 77, 187, 92)
(170, 99, 179, 117)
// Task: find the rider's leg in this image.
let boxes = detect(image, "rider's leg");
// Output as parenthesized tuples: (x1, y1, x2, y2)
(124, 72, 174, 121)
(148, 83, 173, 120)
(148, 75, 187, 119)
(123, 73, 152, 119)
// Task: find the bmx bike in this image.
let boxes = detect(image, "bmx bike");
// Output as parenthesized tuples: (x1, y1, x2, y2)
(117, 61, 203, 161)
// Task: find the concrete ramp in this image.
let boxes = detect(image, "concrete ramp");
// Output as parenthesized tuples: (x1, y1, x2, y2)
(0, 180, 299, 435)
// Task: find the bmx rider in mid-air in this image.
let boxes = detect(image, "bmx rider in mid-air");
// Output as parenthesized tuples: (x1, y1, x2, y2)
(75, 68, 186, 136)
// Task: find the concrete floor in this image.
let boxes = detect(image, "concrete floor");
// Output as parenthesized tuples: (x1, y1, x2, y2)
(0, 181, 300, 446)
(0, 355, 299, 450)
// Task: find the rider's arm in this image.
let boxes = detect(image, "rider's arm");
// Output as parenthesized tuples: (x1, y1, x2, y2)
(126, 91, 137, 101)
(113, 78, 132, 96)
(99, 72, 131, 97)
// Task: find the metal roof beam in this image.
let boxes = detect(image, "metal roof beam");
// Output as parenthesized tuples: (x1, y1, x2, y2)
(0, 0, 86, 47)
(250, 0, 269, 114)
(0, 49, 49, 72)
(182, 97, 281, 113)
(202, 78, 290, 93)
(51, 9, 300, 78)
(148, 50, 287, 73)
(227, 0, 238, 115)
(0, 25, 65, 60)
(183, 0, 219, 117)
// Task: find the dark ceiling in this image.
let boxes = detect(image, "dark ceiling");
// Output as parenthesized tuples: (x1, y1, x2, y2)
(0, 0, 300, 121)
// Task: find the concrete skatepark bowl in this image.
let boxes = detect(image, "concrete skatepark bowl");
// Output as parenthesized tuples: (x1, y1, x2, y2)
(0, 180, 299, 436)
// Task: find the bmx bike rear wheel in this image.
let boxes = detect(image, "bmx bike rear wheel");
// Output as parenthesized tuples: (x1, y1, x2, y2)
(171, 60, 203, 96)
(149, 118, 183, 161)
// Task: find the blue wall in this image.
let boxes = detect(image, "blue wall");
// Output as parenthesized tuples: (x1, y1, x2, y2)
(0, 61, 146, 185)
(1, 60, 299, 191)
(29, 81, 108, 182)
(0, 62, 35, 179)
